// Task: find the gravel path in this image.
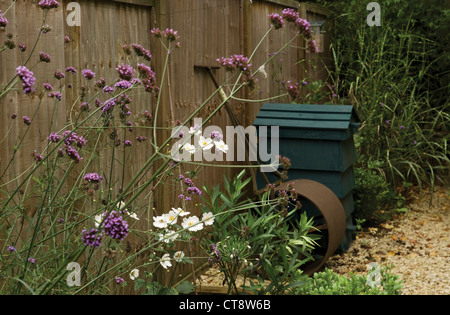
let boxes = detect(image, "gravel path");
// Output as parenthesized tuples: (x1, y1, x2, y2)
(325, 185, 450, 295)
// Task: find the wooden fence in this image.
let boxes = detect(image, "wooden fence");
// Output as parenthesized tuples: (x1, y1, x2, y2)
(0, 0, 331, 293)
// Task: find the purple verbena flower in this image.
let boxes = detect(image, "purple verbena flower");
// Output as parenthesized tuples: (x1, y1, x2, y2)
(19, 44, 26, 52)
(38, 0, 60, 9)
(65, 67, 77, 74)
(163, 28, 180, 42)
(82, 69, 96, 80)
(40, 24, 53, 34)
(7, 246, 16, 253)
(48, 91, 62, 101)
(16, 66, 36, 94)
(43, 83, 53, 91)
(55, 69, 65, 80)
(114, 80, 132, 90)
(210, 131, 223, 141)
(0, 10, 9, 28)
(187, 186, 202, 196)
(103, 85, 114, 94)
(116, 63, 134, 81)
(307, 40, 319, 53)
(282, 8, 299, 22)
(115, 277, 125, 285)
(39, 51, 51, 63)
(102, 210, 129, 241)
(31, 150, 44, 162)
(268, 13, 285, 29)
(102, 99, 116, 113)
(295, 18, 312, 39)
(65, 145, 83, 163)
(47, 132, 61, 142)
(22, 116, 32, 125)
(136, 136, 147, 142)
(131, 43, 152, 61)
(81, 228, 103, 248)
(83, 172, 104, 183)
(124, 140, 132, 147)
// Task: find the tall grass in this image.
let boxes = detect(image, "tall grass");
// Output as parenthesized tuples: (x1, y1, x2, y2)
(319, 0, 450, 188)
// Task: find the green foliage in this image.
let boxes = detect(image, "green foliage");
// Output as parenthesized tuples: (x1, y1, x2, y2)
(317, 0, 450, 187)
(353, 167, 394, 222)
(201, 170, 322, 295)
(291, 267, 403, 295)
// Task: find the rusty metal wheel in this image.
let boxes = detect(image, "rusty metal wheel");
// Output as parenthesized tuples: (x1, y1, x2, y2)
(276, 179, 346, 275)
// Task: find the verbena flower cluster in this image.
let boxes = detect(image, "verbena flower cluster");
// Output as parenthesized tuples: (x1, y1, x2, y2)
(47, 130, 87, 163)
(0, 10, 8, 27)
(151, 28, 180, 43)
(22, 116, 32, 125)
(216, 54, 257, 89)
(16, 66, 36, 94)
(178, 174, 203, 200)
(82, 69, 96, 80)
(269, 8, 319, 54)
(81, 228, 103, 248)
(39, 51, 51, 63)
(102, 210, 129, 241)
(83, 172, 104, 184)
(129, 43, 152, 61)
(38, 0, 60, 10)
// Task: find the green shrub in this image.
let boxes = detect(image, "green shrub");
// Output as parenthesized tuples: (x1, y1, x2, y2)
(353, 167, 394, 222)
(291, 267, 403, 295)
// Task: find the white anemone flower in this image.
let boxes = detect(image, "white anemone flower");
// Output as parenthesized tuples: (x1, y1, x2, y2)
(214, 140, 229, 153)
(182, 215, 204, 232)
(160, 253, 172, 269)
(94, 214, 103, 228)
(198, 136, 214, 151)
(183, 143, 196, 154)
(129, 268, 139, 280)
(162, 210, 178, 225)
(153, 215, 168, 229)
(117, 201, 126, 210)
(188, 124, 202, 136)
(158, 230, 178, 243)
(171, 207, 190, 217)
(201, 212, 215, 226)
(173, 251, 185, 263)
(127, 211, 140, 220)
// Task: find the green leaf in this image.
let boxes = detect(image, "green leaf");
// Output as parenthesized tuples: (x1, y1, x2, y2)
(175, 280, 196, 294)
(134, 278, 146, 290)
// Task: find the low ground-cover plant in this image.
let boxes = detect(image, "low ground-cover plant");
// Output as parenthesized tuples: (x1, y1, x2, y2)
(290, 266, 403, 295)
